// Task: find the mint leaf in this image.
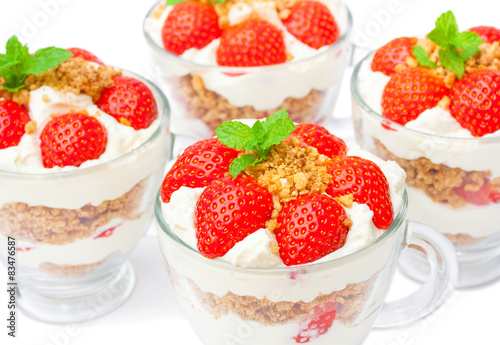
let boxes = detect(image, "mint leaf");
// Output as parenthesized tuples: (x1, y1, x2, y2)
(215, 121, 252, 149)
(261, 118, 296, 151)
(412, 45, 437, 68)
(229, 154, 257, 178)
(0, 35, 71, 92)
(263, 108, 288, 130)
(439, 49, 464, 79)
(456, 31, 483, 61)
(29, 47, 72, 76)
(215, 109, 296, 178)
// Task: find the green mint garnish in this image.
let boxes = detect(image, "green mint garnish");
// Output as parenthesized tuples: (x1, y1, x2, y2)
(215, 109, 296, 178)
(412, 45, 437, 68)
(412, 11, 483, 79)
(0, 35, 72, 92)
(166, 0, 225, 5)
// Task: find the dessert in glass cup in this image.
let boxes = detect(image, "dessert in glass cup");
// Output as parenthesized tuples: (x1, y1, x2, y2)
(143, 0, 352, 139)
(155, 110, 457, 344)
(351, 11, 500, 288)
(0, 37, 171, 322)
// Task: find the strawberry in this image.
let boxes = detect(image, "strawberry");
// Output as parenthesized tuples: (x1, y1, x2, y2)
(454, 179, 500, 206)
(97, 76, 158, 130)
(326, 156, 393, 230)
(290, 124, 347, 158)
(294, 302, 337, 343)
(162, 1, 222, 55)
(449, 69, 500, 137)
(371, 37, 418, 76)
(283, 0, 340, 49)
(40, 113, 107, 168)
(0, 100, 30, 149)
(161, 138, 239, 202)
(276, 194, 349, 266)
(67, 47, 104, 65)
(195, 175, 273, 259)
(382, 67, 449, 125)
(217, 19, 286, 67)
(468, 26, 500, 44)
(94, 223, 123, 239)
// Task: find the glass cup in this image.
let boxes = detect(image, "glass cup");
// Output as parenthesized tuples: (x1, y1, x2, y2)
(155, 190, 457, 345)
(351, 52, 500, 288)
(143, 0, 353, 140)
(0, 71, 172, 323)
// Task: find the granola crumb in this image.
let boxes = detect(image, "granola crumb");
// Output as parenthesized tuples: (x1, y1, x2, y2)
(335, 194, 353, 208)
(395, 63, 407, 72)
(120, 117, 132, 127)
(42, 94, 51, 103)
(25, 121, 37, 134)
(244, 136, 333, 231)
(343, 219, 354, 227)
(438, 95, 450, 110)
(405, 56, 418, 68)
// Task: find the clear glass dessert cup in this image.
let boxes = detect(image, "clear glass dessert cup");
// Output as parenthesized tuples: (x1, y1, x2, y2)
(155, 191, 458, 345)
(0, 71, 172, 323)
(143, 0, 353, 140)
(351, 53, 500, 289)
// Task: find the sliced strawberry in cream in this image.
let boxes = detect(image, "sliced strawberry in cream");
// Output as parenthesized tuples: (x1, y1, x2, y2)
(94, 223, 123, 239)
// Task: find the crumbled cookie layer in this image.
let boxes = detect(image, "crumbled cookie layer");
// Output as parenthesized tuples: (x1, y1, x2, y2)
(0, 179, 147, 245)
(40, 258, 108, 279)
(0, 58, 120, 105)
(170, 265, 378, 326)
(444, 233, 484, 248)
(374, 140, 496, 207)
(172, 75, 325, 131)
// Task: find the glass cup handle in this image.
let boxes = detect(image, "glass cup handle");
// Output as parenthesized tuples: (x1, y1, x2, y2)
(373, 221, 459, 328)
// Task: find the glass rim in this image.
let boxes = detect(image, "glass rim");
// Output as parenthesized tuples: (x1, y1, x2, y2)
(142, 0, 353, 72)
(0, 69, 171, 178)
(154, 188, 408, 272)
(351, 52, 500, 143)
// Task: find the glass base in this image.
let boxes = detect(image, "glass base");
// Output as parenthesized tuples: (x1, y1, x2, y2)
(17, 261, 136, 323)
(399, 249, 500, 289)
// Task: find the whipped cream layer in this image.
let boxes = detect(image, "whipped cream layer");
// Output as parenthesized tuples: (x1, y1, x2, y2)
(356, 56, 500, 177)
(0, 84, 168, 209)
(158, 139, 406, 301)
(175, 295, 380, 345)
(144, 0, 349, 110)
(2, 212, 151, 269)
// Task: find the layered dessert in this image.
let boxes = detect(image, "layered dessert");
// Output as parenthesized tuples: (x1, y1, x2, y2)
(352, 12, 500, 248)
(0, 37, 169, 279)
(157, 110, 406, 344)
(144, 0, 351, 138)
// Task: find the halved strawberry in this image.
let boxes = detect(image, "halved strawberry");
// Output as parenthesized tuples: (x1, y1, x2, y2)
(449, 68, 500, 137)
(294, 302, 337, 343)
(276, 194, 349, 266)
(468, 26, 500, 44)
(0, 100, 30, 149)
(67, 47, 104, 65)
(217, 19, 286, 67)
(382, 67, 449, 125)
(283, 0, 340, 49)
(97, 76, 158, 130)
(40, 113, 107, 168)
(290, 124, 347, 158)
(371, 37, 418, 76)
(162, 1, 222, 55)
(454, 179, 500, 206)
(195, 175, 273, 259)
(326, 156, 393, 230)
(161, 138, 239, 202)
(94, 223, 123, 239)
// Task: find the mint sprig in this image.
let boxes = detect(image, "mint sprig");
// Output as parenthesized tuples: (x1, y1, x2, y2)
(166, 0, 225, 5)
(215, 109, 296, 178)
(0, 36, 72, 92)
(412, 11, 483, 79)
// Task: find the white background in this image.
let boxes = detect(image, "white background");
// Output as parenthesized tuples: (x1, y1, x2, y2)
(1, 0, 499, 344)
